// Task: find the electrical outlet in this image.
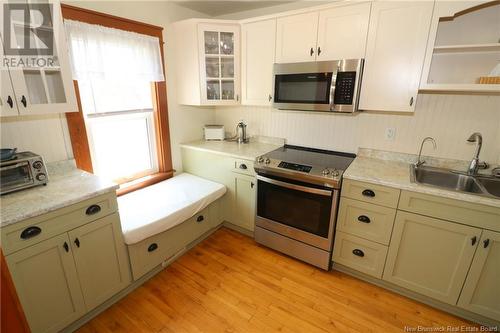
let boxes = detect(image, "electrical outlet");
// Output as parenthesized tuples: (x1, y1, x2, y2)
(385, 127, 396, 141)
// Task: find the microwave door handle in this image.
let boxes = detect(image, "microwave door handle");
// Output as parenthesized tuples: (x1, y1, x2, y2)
(329, 73, 337, 111)
(256, 175, 332, 197)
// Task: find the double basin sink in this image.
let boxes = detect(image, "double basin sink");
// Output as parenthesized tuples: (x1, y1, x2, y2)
(410, 165, 500, 199)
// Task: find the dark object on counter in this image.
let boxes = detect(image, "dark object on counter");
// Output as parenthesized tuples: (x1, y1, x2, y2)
(0, 148, 17, 161)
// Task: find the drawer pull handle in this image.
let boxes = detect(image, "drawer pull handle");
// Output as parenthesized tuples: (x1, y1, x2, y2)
(471, 236, 477, 246)
(239, 164, 247, 170)
(20, 226, 42, 240)
(74, 238, 80, 248)
(483, 239, 490, 248)
(197, 215, 204, 223)
(352, 249, 365, 257)
(63, 242, 69, 253)
(148, 243, 158, 252)
(357, 215, 371, 223)
(86, 204, 101, 215)
(362, 189, 375, 197)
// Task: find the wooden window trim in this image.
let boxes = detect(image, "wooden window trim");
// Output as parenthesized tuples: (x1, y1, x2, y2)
(61, 4, 173, 196)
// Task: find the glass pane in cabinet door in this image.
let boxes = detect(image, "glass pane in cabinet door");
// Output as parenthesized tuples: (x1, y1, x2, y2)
(221, 80, 234, 100)
(45, 70, 66, 103)
(205, 57, 219, 78)
(204, 31, 219, 55)
(220, 32, 234, 55)
(23, 69, 48, 104)
(221, 58, 234, 78)
(206, 80, 220, 100)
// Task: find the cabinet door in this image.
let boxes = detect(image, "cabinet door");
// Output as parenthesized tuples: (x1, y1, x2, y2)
(458, 230, 500, 320)
(316, 2, 370, 60)
(198, 24, 240, 105)
(359, 1, 433, 112)
(5, 233, 86, 333)
(383, 211, 481, 305)
(6, 0, 77, 115)
(68, 213, 131, 310)
(0, 36, 19, 116)
(241, 19, 276, 106)
(234, 173, 256, 231)
(275, 12, 319, 63)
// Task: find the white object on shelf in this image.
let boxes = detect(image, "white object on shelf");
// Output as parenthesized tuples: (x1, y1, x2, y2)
(204, 125, 225, 141)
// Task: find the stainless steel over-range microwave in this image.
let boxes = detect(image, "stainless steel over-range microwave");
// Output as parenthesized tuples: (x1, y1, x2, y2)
(272, 59, 364, 113)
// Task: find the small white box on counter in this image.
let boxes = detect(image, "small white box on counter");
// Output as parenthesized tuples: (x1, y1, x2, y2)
(204, 125, 225, 141)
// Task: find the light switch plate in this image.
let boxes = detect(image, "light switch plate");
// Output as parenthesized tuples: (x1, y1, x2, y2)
(385, 127, 396, 141)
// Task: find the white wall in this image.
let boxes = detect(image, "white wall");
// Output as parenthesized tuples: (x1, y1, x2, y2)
(0, 1, 212, 172)
(216, 94, 500, 164)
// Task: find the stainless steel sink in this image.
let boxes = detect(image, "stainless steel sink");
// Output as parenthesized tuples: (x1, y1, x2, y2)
(410, 165, 500, 198)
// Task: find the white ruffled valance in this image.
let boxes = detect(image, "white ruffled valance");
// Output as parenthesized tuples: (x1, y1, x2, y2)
(64, 19, 164, 82)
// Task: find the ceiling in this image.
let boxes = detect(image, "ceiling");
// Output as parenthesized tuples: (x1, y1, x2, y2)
(173, 1, 299, 17)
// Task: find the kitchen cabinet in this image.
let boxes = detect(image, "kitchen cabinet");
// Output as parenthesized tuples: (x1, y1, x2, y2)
(234, 173, 256, 231)
(5, 233, 86, 333)
(275, 12, 318, 63)
(458, 230, 500, 320)
(4, 193, 131, 333)
(0, 38, 20, 116)
(383, 211, 481, 305)
(0, 0, 77, 116)
(316, 2, 370, 60)
(359, 1, 434, 112)
(68, 213, 131, 311)
(241, 19, 276, 106)
(173, 20, 240, 106)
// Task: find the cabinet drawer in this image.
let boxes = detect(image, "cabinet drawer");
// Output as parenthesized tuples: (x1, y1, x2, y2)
(233, 159, 255, 176)
(398, 191, 500, 232)
(342, 179, 400, 208)
(128, 207, 213, 280)
(337, 198, 396, 245)
(332, 231, 388, 278)
(2, 192, 118, 255)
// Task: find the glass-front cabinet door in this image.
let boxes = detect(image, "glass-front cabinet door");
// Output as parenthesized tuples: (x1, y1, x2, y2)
(198, 24, 240, 105)
(2, 0, 77, 115)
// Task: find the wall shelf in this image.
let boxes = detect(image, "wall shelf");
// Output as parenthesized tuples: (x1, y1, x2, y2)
(419, 83, 500, 94)
(433, 43, 500, 54)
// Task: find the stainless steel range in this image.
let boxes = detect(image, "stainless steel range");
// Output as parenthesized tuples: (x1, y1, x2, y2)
(254, 145, 355, 270)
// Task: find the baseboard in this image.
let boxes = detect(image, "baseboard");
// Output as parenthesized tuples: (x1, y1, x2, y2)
(333, 263, 500, 328)
(62, 225, 222, 333)
(222, 221, 254, 237)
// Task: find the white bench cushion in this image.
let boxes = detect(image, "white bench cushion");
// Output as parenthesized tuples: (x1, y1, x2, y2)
(118, 173, 226, 245)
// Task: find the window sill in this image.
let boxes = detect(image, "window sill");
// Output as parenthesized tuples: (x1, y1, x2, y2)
(116, 171, 174, 196)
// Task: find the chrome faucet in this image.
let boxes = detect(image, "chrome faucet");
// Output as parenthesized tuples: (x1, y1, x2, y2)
(467, 132, 489, 175)
(415, 137, 437, 167)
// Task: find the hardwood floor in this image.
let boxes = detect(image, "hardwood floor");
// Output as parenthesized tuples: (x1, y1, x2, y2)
(77, 228, 477, 333)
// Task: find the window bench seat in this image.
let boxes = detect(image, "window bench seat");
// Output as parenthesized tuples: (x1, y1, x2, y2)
(118, 173, 226, 280)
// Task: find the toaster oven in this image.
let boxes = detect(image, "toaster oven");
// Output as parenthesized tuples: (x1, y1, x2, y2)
(0, 152, 48, 195)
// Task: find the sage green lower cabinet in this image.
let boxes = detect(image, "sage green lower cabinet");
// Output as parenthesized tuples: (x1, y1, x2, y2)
(68, 213, 131, 310)
(5, 233, 86, 333)
(234, 173, 256, 231)
(458, 230, 500, 321)
(383, 211, 481, 305)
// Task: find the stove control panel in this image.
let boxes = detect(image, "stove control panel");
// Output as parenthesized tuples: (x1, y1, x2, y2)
(278, 161, 312, 173)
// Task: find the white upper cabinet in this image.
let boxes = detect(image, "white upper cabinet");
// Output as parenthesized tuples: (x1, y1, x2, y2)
(316, 2, 371, 60)
(241, 19, 276, 106)
(1, 37, 19, 117)
(275, 12, 319, 63)
(359, 1, 434, 112)
(174, 20, 240, 106)
(1, 0, 77, 116)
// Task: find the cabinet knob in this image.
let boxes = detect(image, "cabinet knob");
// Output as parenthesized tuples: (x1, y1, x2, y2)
(7, 95, 14, 108)
(317, 46, 322, 56)
(86, 204, 101, 215)
(268, 94, 272, 102)
(251, 182, 255, 188)
(239, 163, 247, 170)
(362, 189, 375, 197)
(74, 238, 80, 248)
(471, 236, 477, 246)
(63, 242, 69, 252)
(20, 226, 42, 240)
(310, 47, 314, 56)
(21, 95, 27, 107)
(409, 97, 414, 106)
(352, 249, 365, 257)
(196, 215, 204, 223)
(148, 243, 158, 252)
(483, 238, 490, 248)
(357, 215, 371, 223)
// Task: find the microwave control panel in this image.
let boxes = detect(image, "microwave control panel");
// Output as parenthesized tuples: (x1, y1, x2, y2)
(334, 71, 356, 105)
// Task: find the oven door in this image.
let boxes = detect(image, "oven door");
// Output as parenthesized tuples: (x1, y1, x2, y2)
(0, 161, 34, 194)
(255, 174, 339, 250)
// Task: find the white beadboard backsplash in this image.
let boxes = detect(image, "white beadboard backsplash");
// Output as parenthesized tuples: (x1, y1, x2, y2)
(216, 94, 500, 164)
(1, 114, 73, 163)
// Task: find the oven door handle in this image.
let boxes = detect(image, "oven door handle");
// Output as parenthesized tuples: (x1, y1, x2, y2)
(1, 162, 29, 171)
(256, 175, 332, 197)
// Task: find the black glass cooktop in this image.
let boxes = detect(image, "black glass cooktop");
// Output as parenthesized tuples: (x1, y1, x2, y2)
(268, 145, 355, 171)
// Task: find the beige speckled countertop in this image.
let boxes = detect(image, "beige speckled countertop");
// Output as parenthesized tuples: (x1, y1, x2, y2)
(180, 137, 284, 161)
(0, 160, 118, 228)
(344, 149, 500, 208)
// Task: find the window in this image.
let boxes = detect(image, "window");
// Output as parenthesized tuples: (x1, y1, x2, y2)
(61, 9, 173, 194)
